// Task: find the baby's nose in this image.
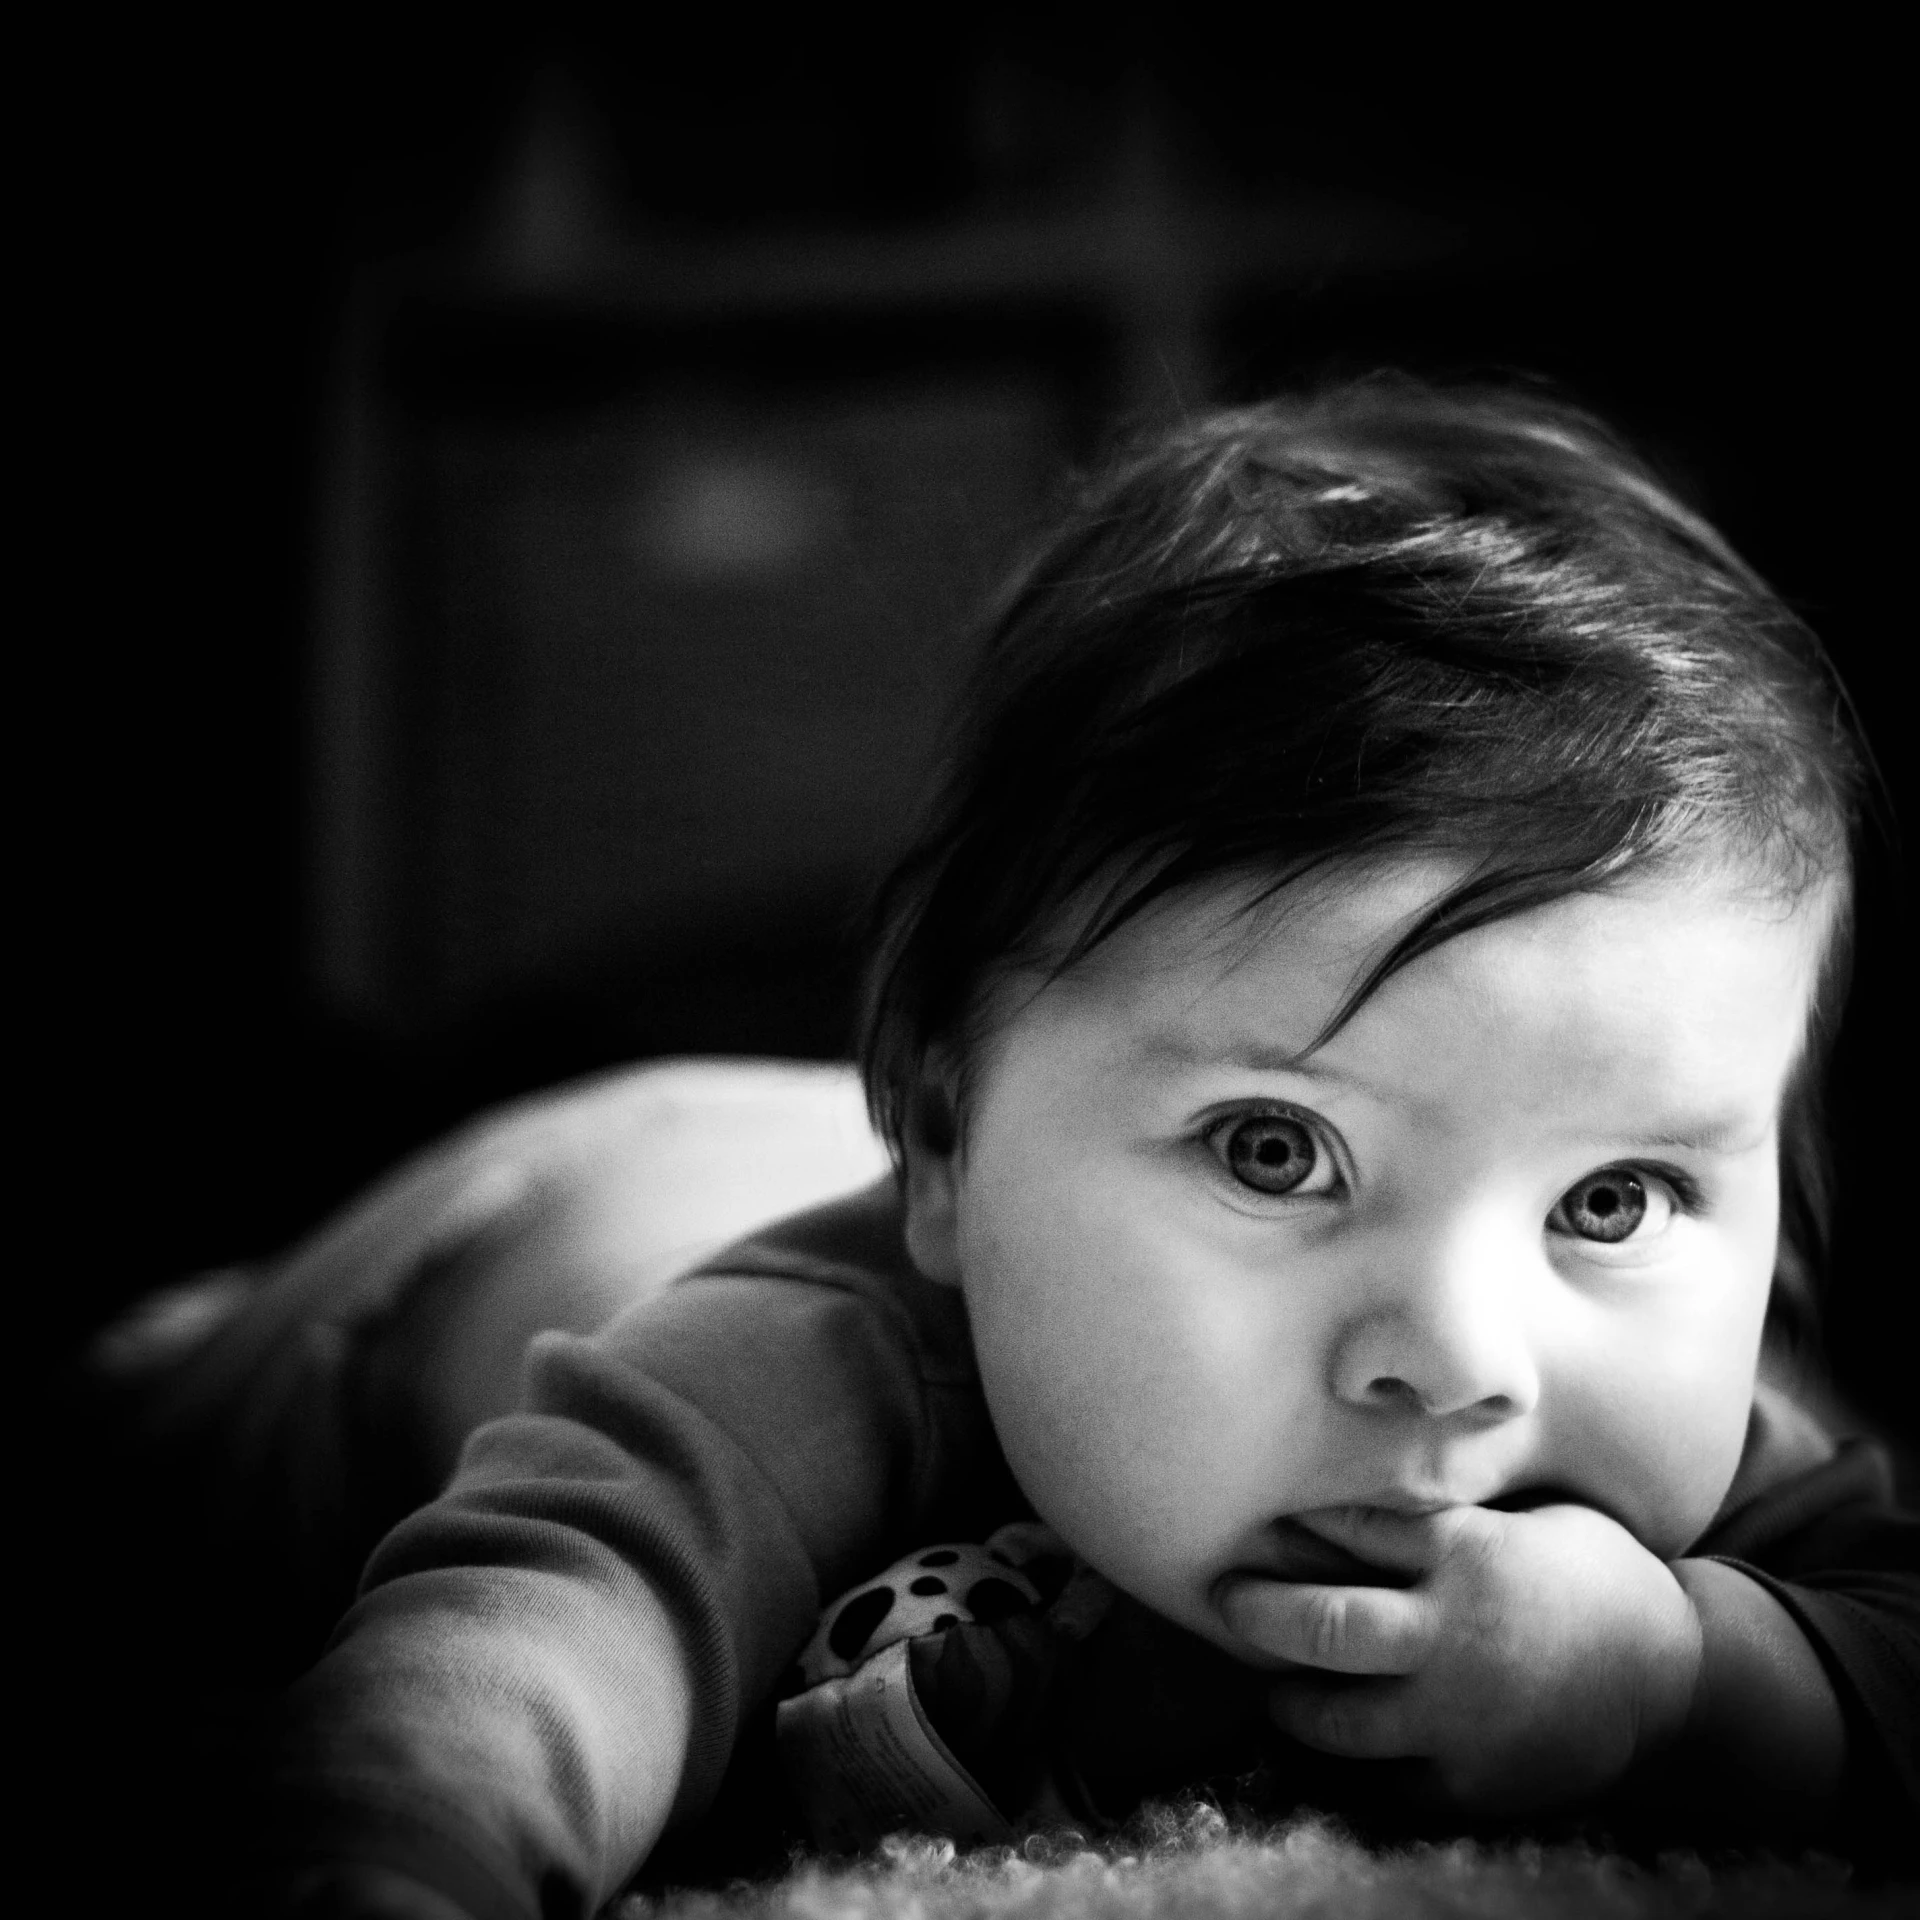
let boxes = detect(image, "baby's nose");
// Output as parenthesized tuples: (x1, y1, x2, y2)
(1328, 1231, 1542, 1423)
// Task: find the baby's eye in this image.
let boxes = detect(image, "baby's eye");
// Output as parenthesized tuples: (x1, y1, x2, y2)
(1208, 1111, 1340, 1197)
(1549, 1167, 1674, 1244)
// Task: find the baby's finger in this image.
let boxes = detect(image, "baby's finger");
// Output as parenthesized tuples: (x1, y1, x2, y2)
(1218, 1575, 1436, 1674)
(1269, 1675, 1422, 1760)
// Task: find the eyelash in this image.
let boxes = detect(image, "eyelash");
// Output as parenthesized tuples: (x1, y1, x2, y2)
(1636, 1165, 1705, 1212)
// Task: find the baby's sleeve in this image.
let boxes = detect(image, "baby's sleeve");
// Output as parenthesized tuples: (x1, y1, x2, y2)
(1706, 1441, 1920, 1862)
(273, 1267, 944, 1919)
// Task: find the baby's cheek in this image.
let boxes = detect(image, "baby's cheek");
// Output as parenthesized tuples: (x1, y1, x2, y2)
(968, 1312, 1159, 1536)
(953, 1167, 1293, 1616)
(973, 1310, 1157, 1525)
(1564, 1313, 1762, 1556)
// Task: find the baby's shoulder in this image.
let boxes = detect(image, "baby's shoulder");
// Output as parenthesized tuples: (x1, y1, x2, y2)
(1698, 1379, 1910, 1568)
(630, 1176, 976, 1390)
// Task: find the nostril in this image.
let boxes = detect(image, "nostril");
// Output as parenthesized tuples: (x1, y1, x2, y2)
(1364, 1377, 1514, 1420)
(1365, 1375, 1420, 1408)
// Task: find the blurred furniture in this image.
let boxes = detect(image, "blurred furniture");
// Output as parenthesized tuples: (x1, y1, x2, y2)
(309, 78, 1446, 1049)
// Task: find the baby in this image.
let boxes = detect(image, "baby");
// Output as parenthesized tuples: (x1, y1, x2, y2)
(271, 380, 1915, 1915)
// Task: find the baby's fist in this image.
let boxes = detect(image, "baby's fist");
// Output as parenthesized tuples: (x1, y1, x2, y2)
(1223, 1502, 1704, 1812)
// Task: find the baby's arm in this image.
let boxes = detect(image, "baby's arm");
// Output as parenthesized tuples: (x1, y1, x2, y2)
(1667, 1555, 1846, 1801)
(271, 1246, 952, 1917)
(270, 1332, 805, 1917)
(278, 1543, 697, 1917)
(1220, 1497, 1892, 1836)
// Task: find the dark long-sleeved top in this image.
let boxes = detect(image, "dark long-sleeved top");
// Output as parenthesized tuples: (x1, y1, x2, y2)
(276, 1179, 1920, 1918)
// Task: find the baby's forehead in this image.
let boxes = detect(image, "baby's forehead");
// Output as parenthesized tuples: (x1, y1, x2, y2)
(986, 860, 1829, 1124)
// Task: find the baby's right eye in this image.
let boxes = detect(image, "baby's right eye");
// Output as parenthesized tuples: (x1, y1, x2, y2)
(1206, 1111, 1341, 1197)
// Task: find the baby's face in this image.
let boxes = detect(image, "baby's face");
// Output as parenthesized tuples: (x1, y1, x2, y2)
(902, 862, 1826, 1658)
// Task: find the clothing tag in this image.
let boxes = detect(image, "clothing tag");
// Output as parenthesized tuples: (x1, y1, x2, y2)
(776, 1638, 1013, 1852)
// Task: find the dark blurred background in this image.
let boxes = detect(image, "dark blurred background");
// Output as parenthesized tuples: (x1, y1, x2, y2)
(49, 30, 1910, 1441)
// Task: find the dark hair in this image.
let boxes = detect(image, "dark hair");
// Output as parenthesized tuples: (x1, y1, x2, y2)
(859, 377, 1869, 1326)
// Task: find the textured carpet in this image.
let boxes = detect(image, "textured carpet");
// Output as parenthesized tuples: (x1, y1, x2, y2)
(615, 1804, 1912, 1919)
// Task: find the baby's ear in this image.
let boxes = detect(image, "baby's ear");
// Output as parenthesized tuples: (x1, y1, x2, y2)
(900, 1069, 964, 1288)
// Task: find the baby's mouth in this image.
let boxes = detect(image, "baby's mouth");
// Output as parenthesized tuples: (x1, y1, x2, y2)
(1256, 1515, 1418, 1589)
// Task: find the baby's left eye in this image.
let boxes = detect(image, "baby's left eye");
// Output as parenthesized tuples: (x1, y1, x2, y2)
(1549, 1167, 1674, 1244)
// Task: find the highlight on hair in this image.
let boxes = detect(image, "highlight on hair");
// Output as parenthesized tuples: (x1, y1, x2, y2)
(858, 376, 1870, 1322)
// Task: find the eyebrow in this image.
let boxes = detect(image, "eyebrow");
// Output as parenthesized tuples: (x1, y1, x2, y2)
(1626, 1115, 1773, 1155)
(1136, 1032, 1326, 1073)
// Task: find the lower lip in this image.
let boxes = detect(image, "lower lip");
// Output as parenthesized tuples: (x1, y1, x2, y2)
(1257, 1518, 1415, 1588)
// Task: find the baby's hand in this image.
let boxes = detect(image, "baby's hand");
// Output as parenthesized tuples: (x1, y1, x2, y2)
(1218, 1503, 1702, 1813)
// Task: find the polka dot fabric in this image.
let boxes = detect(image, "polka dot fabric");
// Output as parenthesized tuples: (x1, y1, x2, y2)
(794, 1530, 1050, 1686)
